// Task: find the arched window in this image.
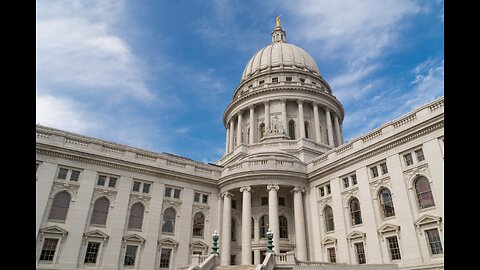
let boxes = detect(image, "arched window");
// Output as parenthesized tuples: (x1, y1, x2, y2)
(192, 212, 205, 237)
(259, 215, 269, 238)
(162, 208, 176, 233)
(128, 203, 144, 230)
(91, 197, 110, 225)
(289, 121, 296, 139)
(247, 128, 250, 143)
(349, 198, 362, 225)
(324, 205, 335, 232)
(259, 123, 265, 139)
(231, 219, 236, 241)
(279, 216, 288, 239)
(48, 191, 71, 221)
(304, 121, 310, 139)
(415, 177, 435, 209)
(378, 188, 395, 218)
(251, 218, 255, 239)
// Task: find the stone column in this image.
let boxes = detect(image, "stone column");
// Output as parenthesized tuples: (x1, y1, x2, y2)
(225, 127, 230, 153)
(249, 105, 255, 144)
(254, 249, 261, 265)
(325, 108, 335, 146)
(281, 99, 288, 136)
(340, 124, 344, 144)
(291, 187, 308, 261)
(240, 186, 252, 265)
(333, 113, 342, 147)
(264, 101, 270, 131)
(221, 192, 233, 265)
(237, 111, 243, 146)
(229, 119, 235, 151)
(313, 103, 321, 144)
(267, 184, 280, 253)
(298, 100, 305, 138)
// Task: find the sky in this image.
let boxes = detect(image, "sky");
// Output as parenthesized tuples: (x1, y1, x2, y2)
(36, 0, 444, 163)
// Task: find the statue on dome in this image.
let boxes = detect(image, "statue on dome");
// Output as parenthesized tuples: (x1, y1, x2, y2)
(276, 16, 281, 28)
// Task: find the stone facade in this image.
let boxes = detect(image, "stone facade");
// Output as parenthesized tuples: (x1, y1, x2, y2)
(36, 22, 444, 270)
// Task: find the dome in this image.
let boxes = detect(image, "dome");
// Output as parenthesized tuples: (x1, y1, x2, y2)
(241, 25, 321, 82)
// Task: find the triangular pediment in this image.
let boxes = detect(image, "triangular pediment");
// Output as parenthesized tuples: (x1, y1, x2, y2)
(347, 230, 365, 240)
(39, 225, 68, 236)
(84, 230, 109, 240)
(123, 234, 146, 243)
(190, 241, 208, 249)
(158, 237, 179, 247)
(414, 214, 442, 227)
(378, 223, 400, 234)
(322, 236, 337, 246)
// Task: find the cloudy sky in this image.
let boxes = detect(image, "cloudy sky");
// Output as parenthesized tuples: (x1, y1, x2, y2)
(36, 0, 444, 163)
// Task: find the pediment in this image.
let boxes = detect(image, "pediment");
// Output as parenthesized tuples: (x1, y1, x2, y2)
(190, 241, 208, 249)
(123, 234, 146, 243)
(378, 223, 400, 234)
(321, 237, 337, 246)
(414, 214, 442, 227)
(84, 230, 109, 240)
(39, 225, 68, 236)
(347, 230, 365, 240)
(158, 237, 179, 247)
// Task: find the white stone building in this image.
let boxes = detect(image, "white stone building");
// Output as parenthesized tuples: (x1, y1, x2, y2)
(36, 21, 444, 270)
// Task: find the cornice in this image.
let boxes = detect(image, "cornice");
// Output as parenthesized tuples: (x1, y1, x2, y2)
(36, 144, 219, 188)
(218, 171, 308, 189)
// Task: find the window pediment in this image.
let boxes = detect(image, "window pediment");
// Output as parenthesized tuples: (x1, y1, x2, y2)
(84, 230, 109, 240)
(322, 236, 337, 246)
(123, 234, 146, 243)
(414, 214, 442, 227)
(377, 223, 400, 234)
(39, 225, 68, 236)
(347, 230, 365, 240)
(190, 241, 208, 250)
(158, 237, 179, 248)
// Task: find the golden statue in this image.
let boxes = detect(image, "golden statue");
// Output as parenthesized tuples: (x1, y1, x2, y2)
(276, 15, 281, 28)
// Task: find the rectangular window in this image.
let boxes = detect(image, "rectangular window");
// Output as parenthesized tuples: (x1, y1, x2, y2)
(124, 245, 138, 266)
(159, 248, 172, 268)
(165, 187, 172, 197)
(39, 238, 58, 261)
(272, 77, 278, 83)
(354, 242, 366, 264)
(286, 77, 292, 82)
(142, 183, 151, 194)
(415, 149, 425, 162)
(108, 177, 117, 188)
(343, 177, 349, 188)
(327, 247, 336, 263)
(319, 187, 325, 197)
(278, 197, 285, 206)
(173, 189, 181, 199)
(404, 153, 414, 166)
(132, 182, 141, 192)
(351, 174, 357, 185)
(231, 200, 237, 209)
(259, 80, 264, 85)
(84, 242, 101, 264)
(371, 166, 379, 178)
(202, 194, 208, 204)
(97, 175, 107, 186)
(70, 170, 80, 181)
(300, 78, 305, 83)
(57, 168, 68, 180)
(312, 81, 317, 85)
(387, 236, 402, 260)
(261, 197, 268, 206)
(425, 228, 443, 255)
(380, 163, 388, 175)
(326, 184, 331, 194)
(194, 192, 201, 202)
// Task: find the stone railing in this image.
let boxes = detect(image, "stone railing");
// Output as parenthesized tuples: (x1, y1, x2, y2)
(275, 252, 296, 265)
(308, 96, 444, 168)
(222, 157, 305, 177)
(256, 252, 275, 270)
(188, 254, 218, 270)
(65, 137, 89, 147)
(101, 145, 126, 155)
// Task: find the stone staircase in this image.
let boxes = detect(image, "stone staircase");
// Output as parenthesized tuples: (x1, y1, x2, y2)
(213, 265, 257, 270)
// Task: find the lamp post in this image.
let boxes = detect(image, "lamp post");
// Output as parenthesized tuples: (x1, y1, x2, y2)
(211, 231, 219, 254)
(266, 228, 274, 253)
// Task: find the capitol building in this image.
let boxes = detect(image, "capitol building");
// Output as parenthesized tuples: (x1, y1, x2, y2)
(36, 19, 444, 270)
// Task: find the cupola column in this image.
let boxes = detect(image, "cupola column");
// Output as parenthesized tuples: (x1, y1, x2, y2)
(313, 103, 322, 144)
(249, 106, 255, 144)
(281, 99, 288, 136)
(237, 111, 243, 146)
(291, 187, 308, 261)
(333, 113, 342, 147)
(221, 192, 233, 265)
(264, 101, 270, 131)
(267, 184, 280, 253)
(225, 127, 230, 153)
(325, 108, 335, 147)
(229, 119, 235, 151)
(240, 186, 252, 265)
(298, 100, 305, 138)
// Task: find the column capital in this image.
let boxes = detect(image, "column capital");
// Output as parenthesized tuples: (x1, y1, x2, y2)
(291, 187, 305, 194)
(221, 191, 234, 198)
(313, 102, 320, 108)
(297, 99, 305, 105)
(240, 186, 252, 193)
(237, 109, 244, 116)
(249, 104, 256, 110)
(266, 184, 279, 191)
(263, 100, 270, 106)
(280, 98, 287, 104)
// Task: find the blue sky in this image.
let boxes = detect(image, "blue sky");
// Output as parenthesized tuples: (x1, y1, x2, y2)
(36, 0, 444, 163)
